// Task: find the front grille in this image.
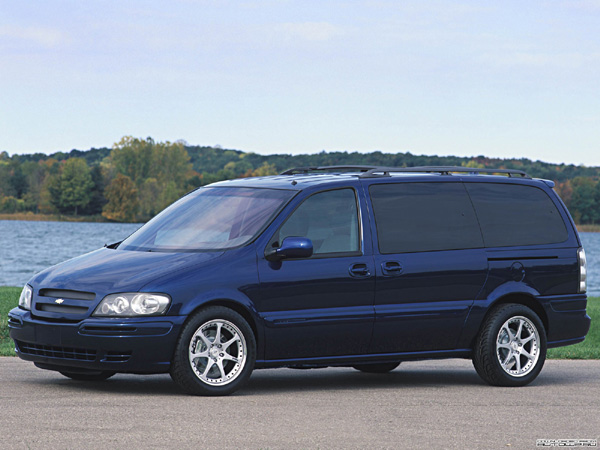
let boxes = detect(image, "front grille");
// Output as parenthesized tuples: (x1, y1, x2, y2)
(38, 289, 95, 301)
(37, 304, 88, 314)
(16, 341, 97, 361)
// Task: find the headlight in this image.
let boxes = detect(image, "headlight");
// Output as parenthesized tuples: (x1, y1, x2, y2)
(93, 293, 170, 317)
(19, 285, 33, 310)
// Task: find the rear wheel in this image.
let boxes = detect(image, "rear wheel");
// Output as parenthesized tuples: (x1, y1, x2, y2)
(473, 304, 546, 387)
(59, 371, 115, 381)
(352, 362, 400, 373)
(170, 306, 256, 396)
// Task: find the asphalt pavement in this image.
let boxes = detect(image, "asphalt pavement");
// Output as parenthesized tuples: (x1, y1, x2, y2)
(0, 357, 598, 449)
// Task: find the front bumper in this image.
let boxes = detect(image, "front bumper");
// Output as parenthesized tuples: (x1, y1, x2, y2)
(8, 308, 186, 373)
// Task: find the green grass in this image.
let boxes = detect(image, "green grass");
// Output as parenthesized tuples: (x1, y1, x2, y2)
(0, 286, 598, 358)
(0, 287, 21, 356)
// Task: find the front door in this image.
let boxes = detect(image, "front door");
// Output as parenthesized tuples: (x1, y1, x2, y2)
(256, 187, 375, 361)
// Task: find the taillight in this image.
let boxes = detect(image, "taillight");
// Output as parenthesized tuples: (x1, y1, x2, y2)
(578, 247, 587, 294)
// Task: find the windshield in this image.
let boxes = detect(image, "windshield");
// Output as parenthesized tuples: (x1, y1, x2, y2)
(119, 187, 295, 251)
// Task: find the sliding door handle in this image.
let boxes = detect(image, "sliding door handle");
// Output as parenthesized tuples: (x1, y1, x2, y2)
(381, 261, 403, 276)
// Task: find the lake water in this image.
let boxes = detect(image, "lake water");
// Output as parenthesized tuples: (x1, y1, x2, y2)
(1, 220, 599, 296)
(0, 221, 142, 287)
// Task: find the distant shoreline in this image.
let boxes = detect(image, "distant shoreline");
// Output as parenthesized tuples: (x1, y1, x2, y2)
(1, 212, 599, 232)
(577, 224, 600, 233)
(0, 212, 111, 223)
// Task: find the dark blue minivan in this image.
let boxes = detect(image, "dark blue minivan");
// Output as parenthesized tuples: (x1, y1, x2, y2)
(8, 166, 591, 395)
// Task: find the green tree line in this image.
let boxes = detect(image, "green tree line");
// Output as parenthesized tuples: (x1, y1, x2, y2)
(1, 136, 600, 223)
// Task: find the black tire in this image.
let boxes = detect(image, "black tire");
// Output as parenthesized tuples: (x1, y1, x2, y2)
(170, 306, 256, 396)
(473, 303, 547, 387)
(352, 362, 401, 373)
(59, 371, 115, 381)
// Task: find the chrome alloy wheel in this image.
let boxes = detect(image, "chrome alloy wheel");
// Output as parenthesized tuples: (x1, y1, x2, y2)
(189, 319, 247, 386)
(496, 315, 540, 378)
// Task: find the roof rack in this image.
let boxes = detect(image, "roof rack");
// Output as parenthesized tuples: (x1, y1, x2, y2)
(280, 165, 378, 175)
(359, 166, 530, 178)
(280, 165, 530, 179)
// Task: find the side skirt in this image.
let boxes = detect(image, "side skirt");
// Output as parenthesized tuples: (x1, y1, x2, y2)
(255, 348, 472, 369)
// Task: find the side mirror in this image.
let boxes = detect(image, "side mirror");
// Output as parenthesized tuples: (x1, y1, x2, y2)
(265, 237, 313, 262)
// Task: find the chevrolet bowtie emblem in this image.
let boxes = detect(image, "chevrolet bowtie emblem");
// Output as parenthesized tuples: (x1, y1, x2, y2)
(55, 299, 64, 304)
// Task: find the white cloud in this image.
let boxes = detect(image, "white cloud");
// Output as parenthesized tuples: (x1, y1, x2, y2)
(0, 25, 66, 48)
(563, 0, 600, 12)
(276, 22, 344, 42)
(483, 51, 600, 68)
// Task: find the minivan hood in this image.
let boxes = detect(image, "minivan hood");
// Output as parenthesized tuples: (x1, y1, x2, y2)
(29, 247, 224, 294)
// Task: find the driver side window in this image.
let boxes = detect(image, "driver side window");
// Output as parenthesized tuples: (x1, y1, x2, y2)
(272, 188, 360, 256)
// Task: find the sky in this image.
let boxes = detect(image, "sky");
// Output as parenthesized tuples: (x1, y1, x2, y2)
(1, 0, 599, 166)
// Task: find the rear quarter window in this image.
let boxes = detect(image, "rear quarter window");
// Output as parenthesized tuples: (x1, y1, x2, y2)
(369, 182, 483, 254)
(464, 183, 568, 247)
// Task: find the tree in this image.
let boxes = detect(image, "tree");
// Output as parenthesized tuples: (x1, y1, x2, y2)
(47, 158, 94, 215)
(138, 177, 161, 218)
(554, 180, 573, 208)
(570, 177, 598, 224)
(594, 181, 600, 224)
(110, 137, 155, 183)
(82, 165, 107, 215)
(9, 164, 27, 198)
(102, 174, 139, 222)
(107, 137, 193, 221)
(246, 162, 278, 177)
(462, 160, 485, 169)
(110, 137, 192, 187)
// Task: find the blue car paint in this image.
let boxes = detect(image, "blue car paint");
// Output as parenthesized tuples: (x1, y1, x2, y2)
(8, 172, 591, 375)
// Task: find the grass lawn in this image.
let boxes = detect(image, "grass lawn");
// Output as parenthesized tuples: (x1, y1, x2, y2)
(0, 287, 21, 356)
(0, 286, 598, 358)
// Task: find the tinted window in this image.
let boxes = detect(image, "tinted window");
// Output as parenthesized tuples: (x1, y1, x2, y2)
(369, 182, 483, 254)
(120, 187, 294, 251)
(273, 189, 360, 256)
(465, 183, 568, 247)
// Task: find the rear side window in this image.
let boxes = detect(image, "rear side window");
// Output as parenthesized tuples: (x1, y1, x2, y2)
(273, 188, 360, 256)
(465, 183, 568, 247)
(369, 182, 483, 254)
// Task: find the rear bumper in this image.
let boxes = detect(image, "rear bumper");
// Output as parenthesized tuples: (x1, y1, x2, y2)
(8, 308, 186, 373)
(543, 294, 591, 348)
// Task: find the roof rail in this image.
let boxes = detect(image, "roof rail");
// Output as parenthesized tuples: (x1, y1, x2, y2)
(280, 165, 379, 175)
(359, 166, 530, 179)
(280, 165, 531, 179)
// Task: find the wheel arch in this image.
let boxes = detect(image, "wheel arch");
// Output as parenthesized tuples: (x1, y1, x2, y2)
(483, 293, 549, 336)
(180, 298, 262, 360)
(460, 290, 550, 350)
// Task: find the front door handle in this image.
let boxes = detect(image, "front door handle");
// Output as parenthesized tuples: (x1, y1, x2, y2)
(349, 263, 371, 278)
(381, 261, 403, 276)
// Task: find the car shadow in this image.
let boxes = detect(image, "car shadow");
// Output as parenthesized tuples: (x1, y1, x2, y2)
(24, 365, 485, 397)
(23, 363, 571, 396)
(242, 366, 486, 395)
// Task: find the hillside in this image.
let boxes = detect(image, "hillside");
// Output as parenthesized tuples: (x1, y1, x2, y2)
(1, 137, 599, 223)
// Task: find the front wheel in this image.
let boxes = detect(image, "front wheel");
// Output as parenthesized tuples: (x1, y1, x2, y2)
(473, 304, 547, 387)
(170, 306, 256, 396)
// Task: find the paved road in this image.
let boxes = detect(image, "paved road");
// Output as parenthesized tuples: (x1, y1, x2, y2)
(0, 357, 598, 449)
